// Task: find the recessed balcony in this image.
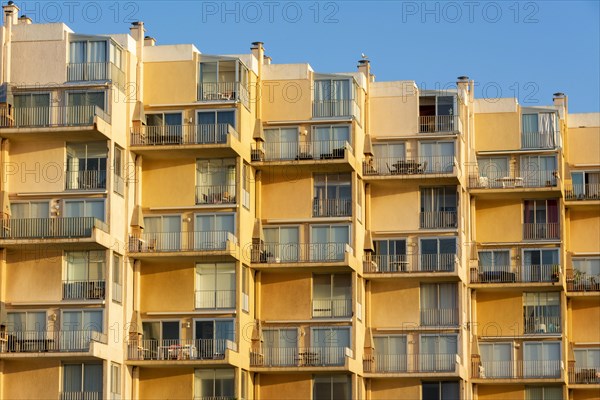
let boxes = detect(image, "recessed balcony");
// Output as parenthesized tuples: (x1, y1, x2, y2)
(364, 353, 458, 374)
(472, 356, 563, 381)
(195, 184, 237, 205)
(0, 330, 107, 356)
(312, 198, 352, 218)
(127, 339, 237, 362)
(419, 115, 460, 134)
(128, 231, 239, 258)
(523, 223, 560, 240)
(250, 242, 353, 265)
(312, 99, 360, 121)
(363, 155, 457, 178)
(565, 183, 600, 201)
(250, 346, 352, 368)
(197, 81, 249, 108)
(252, 140, 353, 164)
(62, 280, 106, 301)
(363, 253, 459, 275)
(470, 265, 561, 285)
(419, 211, 458, 229)
(131, 123, 239, 147)
(67, 61, 125, 88)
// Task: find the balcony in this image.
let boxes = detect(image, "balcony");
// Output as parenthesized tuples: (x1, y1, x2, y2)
(470, 265, 561, 285)
(312, 99, 360, 122)
(312, 198, 352, 217)
(250, 242, 352, 265)
(67, 61, 125, 87)
(197, 81, 249, 108)
(566, 270, 600, 293)
(363, 156, 457, 177)
(420, 308, 459, 326)
(472, 357, 563, 380)
(195, 290, 236, 310)
(420, 211, 458, 229)
(565, 183, 600, 201)
(0, 105, 111, 130)
(252, 140, 353, 163)
(468, 169, 559, 190)
(62, 280, 106, 300)
(0, 217, 108, 241)
(128, 231, 238, 254)
(569, 363, 600, 384)
(523, 223, 560, 240)
(521, 131, 557, 149)
(127, 339, 237, 361)
(65, 170, 107, 191)
(196, 184, 236, 205)
(312, 298, 352, 318)
(524, 316, 561, 334)
(419, 115, 460, 134)
(130, 124, 239, 146)
(0, 330, 107, 354)
(364, 353, 457, 374)
(60, 392, 102, 400)
(250, 346, 352, 368)
(363, 253, 458, 274)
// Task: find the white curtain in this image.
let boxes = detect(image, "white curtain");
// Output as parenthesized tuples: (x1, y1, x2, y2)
(538, 113, 556, 147)
(69, 41, 86, 63)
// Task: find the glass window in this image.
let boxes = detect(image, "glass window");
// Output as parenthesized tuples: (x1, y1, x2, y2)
(373, 335, 407, 372)
(194, 369, 234, 399)
(313, 274, 352, 318)
(480, 342, 512, 378)
(420, 237, 457, 272)
(110, 363, 121, 396)
(194, 213, 235, 250)
(10, 201, 49, 219)
(523, 249, 560, 282)
(420, 283, 458, 326)
(422, 381, 460, 400)
(196, 158, 236, 204)
(63, 363, 103, 396)
(263, 226, 300, 262)
(13, 93, 51, 126)
(525, 387, 563, 400)
(373, 239, 406, 272)
(523, 342, 561, 378)
(313, 375, 351, 400)
(195, 263, 236, 309)
(263, 328, 298, 366)
(312, 125, 351, 158)
(64, 200, 105, 221)
(420, 335, 458, 372)
(419, 141, 455, 173)
(523, 292, 561, 334)
(64, 251, 105, 282)
(264, 127, 299, 160)
(6, 311, 46, 332)
(310, 224, 350, 261)
(420, 187, 458, 228)
(313, 173, 352, 217)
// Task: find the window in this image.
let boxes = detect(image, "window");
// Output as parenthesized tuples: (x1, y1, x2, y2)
(63, 251, 106, 300)
(478, 250, 510, 278)
(61, 310, 103, 350)
(113, 145, 124, 196)
(13, 93, 50, 126)
(242, 163, 251, 209)
(198, 59, 248, 100)
(196, 158, 236, 204)
(242, 265, 249, 312)
(146, 112, 183, 144)
(110, 363, 121, 398)
(310, 224, 351, 261)
(313, 375, 351, 400)
(356, 178, 362, 223)
(197, 109, 236, 143)
(70, 40, 107, 64)
(419, 141, 455, 173)
(314, 78, 354, 117)
(356, 276, 363, 321)
(574, 348, 600, 382)
(572, 257, 600, 289)
(521, 155, 557, 186)
(421, 381, 460, 400)
(62, 363, 103, 398)
(523, 341, 561, 378)
(523, 292, 561, 334)
(522, 112, 557, 148)
(523, 249, 560, 282)
(311, 327, 350, 366)
(312, 125, 351, 158)
(6, 311, 46, 332)
(195, 263, 235, 309)
(571, 171, 600, 199)
(112, 254, 123, 303)
(10, 201, 49, 219)
(143, 215, 181, 251)
(420, 283, 458, 326)
(480, 342, 512, 378)
(373, 142, 405, 160)
(263, 328, 298, 366)
(420, 237, 457, 272)
(477, 157, 509, 186)
(194, 319, 235, 359)
(419, 95, 457, 132)
(67, 91, 106, 125)
(523, 199, 559, 239)
(64, 199, 105, 222)
(263, 226, 300, 262)
(373, 335, 407, 372)
(241, 370, 248, 400)
(313, 173, 352, 217)
(194, 369, 235, 399)
(66, 142, 108, 190)
(142, 320, 180, 357)
(420, 335, 458, 372)
(420, 187, 458, 228)
(312, 274, 352, 318)
(373, 239, 407, 272)
(264, 127, 299, 160)
(525, 387, 563, 400)
(194, 213, 236, 250)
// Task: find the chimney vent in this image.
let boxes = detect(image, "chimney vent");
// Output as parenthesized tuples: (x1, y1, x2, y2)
(144, 36, 156, 46)
(457, 76, 469, 82)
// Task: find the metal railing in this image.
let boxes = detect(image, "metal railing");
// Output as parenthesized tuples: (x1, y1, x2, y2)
(363, 155, 456, 176)
(521, 131, 557, 149)
(363, 253, 458, 273)
(255, 140, 353, 161)
(1, 330, 107, 353)
(569, 364, 600, 384)
(113, 174, 125, 196)
(524, 316, 562, 334)
(419, 211, 458, 229)
(468, 168, 558, 189)
(60, 392, 103, 400)
(0, 105, 111, 128)
(197, 81, 249, 107)
(62, 280, 106, 300)
(65, 170, 107, 190)
(472, 358, 562, 379)
(523, 223, 560, 240)
(565, 183, 600, 200)
(419, 115, 459, 134)
(195, 290, 236, 309)
(312, 99, 360, 120)
(470, 265, 561, 284)
(0, 217, 108, 239)
(67, 61, 125, 88)
(127, 339, 236, 361)
(195, 184, 237, 205)
(250, 346, 350, 367)
(128, 231, 237, 253)
(420, 308, 459, 326)
(250, 242, 351, 263)
(364, 353, 457, 373)
(566, 270, 600, 292)
(312, 298, 352, 318)
(312, 198, 352, 217)
(130, 124, 238, 146)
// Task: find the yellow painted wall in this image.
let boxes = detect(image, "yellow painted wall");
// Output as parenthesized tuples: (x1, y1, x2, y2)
(568, 210, 600, 253)
(138, 368, 193, 400)
(370, 95, 418, 137)
(369, 379, 420, 400)
(568, 127, 600, 165)
(261, 79, 312, 122)
(260, 272, 311, 320)
(7, 140, 66, 193)
(370, 281, 420, 328)
(573, 389, 600, 400)
(474, 112, 520, 151)
(261, 170, 312, 220)
(4, 249, 63, 303)
(142, 158, 196, 208)
(143, 61, 197, 104)
(476, 292, 523, 336)
(475, 200, 522, 243)
(370, 185, 419, 232)
(2, 360, 60, 400)
(571, 300, 600, 343)
(258, 374, 312, 400)
(140, 261, 195, 312)
(477, 385, 524, 400)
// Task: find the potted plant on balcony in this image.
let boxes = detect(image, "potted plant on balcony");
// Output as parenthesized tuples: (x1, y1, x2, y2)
(551, 265, 561, 282)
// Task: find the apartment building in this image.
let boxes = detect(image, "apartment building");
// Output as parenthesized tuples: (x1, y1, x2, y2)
(0, 4, 598, 400)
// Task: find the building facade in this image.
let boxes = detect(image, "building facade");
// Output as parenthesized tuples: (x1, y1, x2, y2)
(0, 5, 598, 400)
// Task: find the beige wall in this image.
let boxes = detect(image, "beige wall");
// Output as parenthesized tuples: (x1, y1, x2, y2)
(139, 368, 193, 400)
(261, 170, 313, 220)
(571, 300, 600, 343)
(567, 127, 600, 166)
(370, 281, 420, 327)
(476, 291, 523, 336)
(475, 112, 520, 151)
(4, 249, 63, 303)
(260, 272, 311, 320)
(370, 185, 419, 231)
(568, 210, 600, 253)
(258, 374, 312, 400)
(142, 158, 196, 208)
(370, 94, 418, 137)
(140, 261, 195, 313)
(143, 61, 197, 104)
(477, 385, 524, 400)
(369, 379, 420, 400)
(475, 200, 522, 243)
(2, 360, 61, 400)
(261, 80, 312, 122)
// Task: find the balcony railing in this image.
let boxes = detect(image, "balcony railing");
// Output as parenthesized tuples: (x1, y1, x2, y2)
(470, 265, 561, 284)
(197, 81, 249, 107)
(364, 353, 457, 373)
(363, 253, 458, 273)
(472, 357, 563, 379)
(524, 316, 561, 334)
(420, 211, 458, 229)
(566, 270, 600, 292)
(312, 298, 352, 318)
(60, 392, 103, 400)
(0, 217, 108, 239)
(419, 115, 459, 134)
(420, 308, 459, 326)
(250, 346, 351, 367)
(195, 290, 236, 309)
(195, 184, 236, 205)
(569, 364, 600, 384)
(565, 183, 600, 200)
(67, 61, 125, 88)
(130, 124, 239, 146)
(254, 140, 353, 162)
(129, 231, 237, 253)
(523, 223, 560, 240)
(1, 330, 106, 353)
(62, 280, 106, 300)
(521, 131, 557, 149)
(363, 155, 456, 176)
(312, 198, 352, 217)
(312, 99, 360, 121)
(251, 242, 352, 264)
(468, 169, 558, 189)
(65, 170, 107, 190)
(0, 105, 111, 128)
(127, 339, 237, 361)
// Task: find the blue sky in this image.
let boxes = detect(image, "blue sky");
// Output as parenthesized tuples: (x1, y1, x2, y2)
(22, 1, 600, 112)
